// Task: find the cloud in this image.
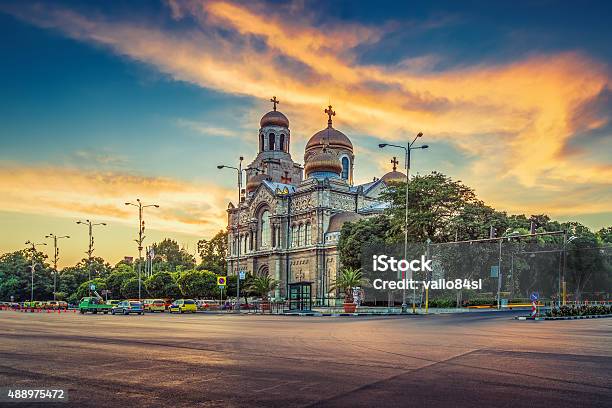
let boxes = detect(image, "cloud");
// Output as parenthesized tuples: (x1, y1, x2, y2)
(2, 0, 611, 224)
(0, 162, 234, 236)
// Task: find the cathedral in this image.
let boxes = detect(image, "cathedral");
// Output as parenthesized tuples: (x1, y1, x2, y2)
(225, 97, 406, 305)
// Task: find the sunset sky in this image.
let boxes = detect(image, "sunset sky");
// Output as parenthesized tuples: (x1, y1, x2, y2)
(1, 0, 611, 267)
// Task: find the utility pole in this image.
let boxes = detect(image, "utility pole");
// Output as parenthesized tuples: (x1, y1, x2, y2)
(45, 234, 70, 300)
(125, 199, 159, 301)
(25, 240, 47, 302)
(77, 220, 106, 296)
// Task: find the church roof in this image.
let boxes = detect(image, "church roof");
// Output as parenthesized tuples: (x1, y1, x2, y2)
(327, 211, 363, 233)
(260, 110, 289, 128)
(305, 104, 352, 152)
(262, 180, 296, 194)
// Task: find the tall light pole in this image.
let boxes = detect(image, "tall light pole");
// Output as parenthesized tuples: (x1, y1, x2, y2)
(76, 220, 106, 295)
(562, 233, 577, 307)
(125, 199, 159, 301)
(25, 240, 47, 302)
(218, 157, 245, 312)
(45, 234, 70, 300)
(379, 132, 428, 313)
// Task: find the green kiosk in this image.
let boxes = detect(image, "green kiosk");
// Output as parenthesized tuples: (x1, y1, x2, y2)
(288, 281, 312, 311)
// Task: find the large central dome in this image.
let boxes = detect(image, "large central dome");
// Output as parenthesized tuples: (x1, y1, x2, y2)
(305, 105, 352, 153)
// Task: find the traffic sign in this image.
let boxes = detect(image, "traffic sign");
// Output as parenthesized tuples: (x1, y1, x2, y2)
(217, 276, 227, 286)
(239, 271, 246, 280)
(90, 284, 96, 291)
(490, 265, 499, 278)
(530, 292, 539, 302)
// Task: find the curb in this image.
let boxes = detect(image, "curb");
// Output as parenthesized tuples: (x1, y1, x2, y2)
(515, 314, 612, 321)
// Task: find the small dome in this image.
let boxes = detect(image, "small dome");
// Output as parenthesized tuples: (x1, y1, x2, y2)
(380, 170, 406, 184)
(327, 212, 363, 233)
(306, 126, 352, 152)
(304, 148, 342, 178)
(260, 111, 289, 128)
(246, 173, 271, 193)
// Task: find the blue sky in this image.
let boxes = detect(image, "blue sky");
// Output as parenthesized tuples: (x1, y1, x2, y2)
(0, 0, 610, 266)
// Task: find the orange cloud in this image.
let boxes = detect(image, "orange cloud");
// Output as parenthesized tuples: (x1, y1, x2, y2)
(2, 0, 611, 224)
(0, 163, 234, 236)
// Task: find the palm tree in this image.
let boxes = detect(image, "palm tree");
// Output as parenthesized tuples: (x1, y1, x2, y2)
(248, 275, 278, 302)
(329, 267, 367, 303)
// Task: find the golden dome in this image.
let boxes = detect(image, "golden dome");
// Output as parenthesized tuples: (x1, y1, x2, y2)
(380, 170, 406, 183)
(246, 173, 271, 192)
(304, 147, 342, 178)
(306, 126, 352, 152)
(260, 110, 289, 128)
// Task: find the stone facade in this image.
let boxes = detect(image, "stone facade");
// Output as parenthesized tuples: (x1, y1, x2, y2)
(225, 100, 404, 305)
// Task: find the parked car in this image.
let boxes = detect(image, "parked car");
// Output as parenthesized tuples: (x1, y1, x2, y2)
(44, 301, 68, 310)
(168, 299, 197, 314)
(143, 299, 165, 313)
(196, 299, 220, 310)
(106, 300, 120, 307)
(111, 301, 144, 315)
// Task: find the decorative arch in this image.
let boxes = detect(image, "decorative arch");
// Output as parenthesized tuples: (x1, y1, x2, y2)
(268, 133, 275, 151)
(260, 209, 271, 249)
(257, 264, 269, 277)
(260, 133, 265, 151)
(340, 155, 350, 180)
(280, 134, 285, 151)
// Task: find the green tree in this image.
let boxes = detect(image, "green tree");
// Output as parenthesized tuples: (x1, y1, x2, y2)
(176, 269, 218, 298)
(74, 278, 107, 301)
(151, 239, 196, 272)
(197, 230, 228, 274)
(105, 267, 137, 299)
(596, 227, 612, 244)
(0, 250, 53, 302)
(329, 267, 367, 303)
(144, 272, 180, 299)
(248, 275, 278, 301)
(120, 277, 141, 299)
(338, 215, 392, 270)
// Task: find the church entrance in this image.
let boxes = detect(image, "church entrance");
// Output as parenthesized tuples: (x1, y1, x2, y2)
(288, 282, 312, 311)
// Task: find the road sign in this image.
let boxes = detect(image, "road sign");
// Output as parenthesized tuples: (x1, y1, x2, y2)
(217, 276, 227, 286)
(530, 292, 539, 302)
(90, 284, 96, 291)
(239, 271, 245, 280)
(490, 265, 499, 278)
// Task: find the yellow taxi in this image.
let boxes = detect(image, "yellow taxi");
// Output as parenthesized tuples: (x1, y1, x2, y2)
(143, 299, 166, 313)
(168, 299, 197, 314)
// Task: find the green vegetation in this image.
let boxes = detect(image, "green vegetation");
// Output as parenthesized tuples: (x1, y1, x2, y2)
(329, 268, 367, 303)
(248, 275, 278, 302)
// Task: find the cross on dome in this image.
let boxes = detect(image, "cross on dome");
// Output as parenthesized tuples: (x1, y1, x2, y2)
(391, 157, 399, 171)
(270, 96, 279, 111)
(325, 104, 335, 127)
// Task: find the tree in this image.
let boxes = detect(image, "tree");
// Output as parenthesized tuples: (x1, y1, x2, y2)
(144, 272, 180, 299)
(58, 266, 90, 303)
(105, 267, 137, 299)
(0, 250, 53, 302)
(338, 216, 392, 270)
(176, 270, 218, 298)
(597, 227, 612, 244)
(197, 230, 228, 274)
(329, 267, 366, 303)
(248, 275, 278, 301)
(120, 277, 141, 299)
(151, 239, 196, 272)
(74, 278, 107, 301)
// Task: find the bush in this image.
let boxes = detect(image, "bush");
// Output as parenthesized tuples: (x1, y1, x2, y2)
(428, 298, 457, 308)
(547, 304, 612, 317)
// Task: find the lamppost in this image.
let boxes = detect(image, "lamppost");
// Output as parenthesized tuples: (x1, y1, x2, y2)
(25, 240, 47, 302)
(379, 132, 428, 313)
(562, 233, 577, 306)
(125, 199, 159, 301)
(76, 220, 106, 295)
(45, 234, 70, 300)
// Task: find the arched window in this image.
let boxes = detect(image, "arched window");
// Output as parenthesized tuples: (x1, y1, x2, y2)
(297, 224, 303, 247)
(260, 210, 271, 248)
(341, 157, 350, 180)
(260, 134, 264, 151)
(305, 223, 311, 245)
(280, 134, 285, 151)
(243, 234, 248, 254)
(269, 133, 275, 151)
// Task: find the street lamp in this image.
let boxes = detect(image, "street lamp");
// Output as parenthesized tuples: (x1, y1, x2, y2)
(45, 234, 70, 300)
(25, 240, 47, 302)
(379, 132, 428, 313)
(561, 234, 578, 307)
(125, 199, 159, 301)
(76, 220, 106, 295)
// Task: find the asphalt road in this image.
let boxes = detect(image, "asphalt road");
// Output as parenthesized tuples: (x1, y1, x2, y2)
(0, 310, 610, 407)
